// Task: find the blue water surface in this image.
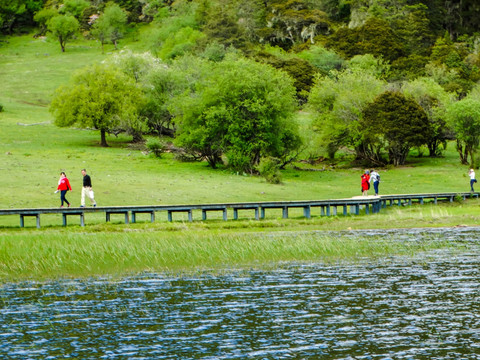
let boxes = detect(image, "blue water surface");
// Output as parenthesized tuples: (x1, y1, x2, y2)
(1, 228, 479, 359)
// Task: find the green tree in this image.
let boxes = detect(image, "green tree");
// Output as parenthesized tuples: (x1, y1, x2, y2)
(298, 45, 344, 75)
(327, 17, 404, 62)
(33, 7, 58, 36)
(1, 0, 44, 34)
(171, 55, 300, 172)
(259, 0, 331, 49)
(307, 63, 386, 160)
(148, 0, 203, 59)
(446, 98, 480, 166)
(201, 2, 247, 49)
(91, 12, 110, 53)
(91, 2, 127, 51)
(0, 0, 26, 34)
(391, 4, 434, 56)
(402, 77, 455, 157)
(158, 26, 204, 60)
(347, 53, 390, 79)
(47, 14, 79, 52)
(348, 1, 434, 56)
(361, 91, 431, 166)
(60, 0, 90, 19)
(229, 0, 267, 43)
(257, 48, 317, 103)
(110, 0, 143, 23)
(106, 50, 178, 137)
(50, 64, 144, 147)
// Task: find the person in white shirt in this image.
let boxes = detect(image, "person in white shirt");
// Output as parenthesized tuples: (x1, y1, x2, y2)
(469, 168, 477, 192)
(369, 169, 380, 196)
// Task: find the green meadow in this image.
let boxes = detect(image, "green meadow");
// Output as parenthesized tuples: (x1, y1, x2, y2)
(1, 32, 480, 281)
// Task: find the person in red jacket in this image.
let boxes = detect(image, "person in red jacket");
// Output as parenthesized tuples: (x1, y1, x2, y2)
(55, 172, 72, 207)
(361, 170, 370, 196)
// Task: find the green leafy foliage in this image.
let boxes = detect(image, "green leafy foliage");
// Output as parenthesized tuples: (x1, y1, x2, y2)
(106, 50, 179, 136)
(259, 0, 331, 49)
(402, 77, 455, 157)
(257, 49, 317, 103)
(361, 91, 431, 166)
(257, 157, 282, 184)
(8, 0, 480, 172)
(49, 64, 144, 146)
(201, 3, 247, 49)
(158, 26, 204, 60)
(297, 45, 344, 75)
(171, 55, 301, 172)
(327, 17, 404, 62)
(146, 138, 167, 157)
(446, 96, 480, 166)
(33, 7, 58, 36)
(307, 62, 386, 160)
(47, 14, 79, 52)
(1, 0, 26, 34)
(91, 2, 128, 51)
(59, 0, 90, 19)
(1, 0, 43, 34)
(147, 0, 203, 59)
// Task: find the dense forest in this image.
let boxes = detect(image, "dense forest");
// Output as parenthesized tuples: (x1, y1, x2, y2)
(2, 0, 480, 174)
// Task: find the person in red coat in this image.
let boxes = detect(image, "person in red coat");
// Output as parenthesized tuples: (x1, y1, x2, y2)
(361, 170, 370, 196)
(55, 172, 72, 207)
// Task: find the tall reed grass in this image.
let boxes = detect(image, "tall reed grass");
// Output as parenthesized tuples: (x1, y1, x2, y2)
(0, 229, 455, 282)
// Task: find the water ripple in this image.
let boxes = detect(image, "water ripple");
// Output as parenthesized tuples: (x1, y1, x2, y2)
(1, 228, 480, 359)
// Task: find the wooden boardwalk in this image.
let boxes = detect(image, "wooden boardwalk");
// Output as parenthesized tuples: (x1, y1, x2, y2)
(0, 192, 477, 228)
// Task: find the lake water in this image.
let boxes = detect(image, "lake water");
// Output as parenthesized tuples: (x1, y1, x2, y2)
(1, 228, 479, 359)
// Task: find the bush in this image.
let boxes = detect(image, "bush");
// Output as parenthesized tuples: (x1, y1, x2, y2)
(257, 157, 282, 184)
(0, 104, 4, 112)
(146, 138, 166, 158)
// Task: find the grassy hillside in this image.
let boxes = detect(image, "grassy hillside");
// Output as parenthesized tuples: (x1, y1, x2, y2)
(0, 33, 475, 215)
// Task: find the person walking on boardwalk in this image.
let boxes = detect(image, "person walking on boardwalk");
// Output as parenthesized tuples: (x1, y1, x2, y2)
(361, 170, 370, 196)
(469, 168, 477, 192)
(369, 169, 380, 196)
(81, 169, 97, 207)
(55, 172, 72, 207)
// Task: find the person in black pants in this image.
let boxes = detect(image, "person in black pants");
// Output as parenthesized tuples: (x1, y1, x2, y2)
(55, 172, 72, 207)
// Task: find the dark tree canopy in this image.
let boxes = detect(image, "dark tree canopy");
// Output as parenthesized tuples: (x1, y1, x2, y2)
(361, 91, 431, 166)
(327, 17, 405, 62)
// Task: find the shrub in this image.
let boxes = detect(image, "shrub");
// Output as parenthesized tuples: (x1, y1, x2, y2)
(146, 138, 166, 158)
(0, 104, 4, 112)
(257, 157, 282, 184)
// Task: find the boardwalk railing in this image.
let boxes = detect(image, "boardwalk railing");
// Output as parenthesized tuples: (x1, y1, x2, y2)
(0, 192, 477, 228)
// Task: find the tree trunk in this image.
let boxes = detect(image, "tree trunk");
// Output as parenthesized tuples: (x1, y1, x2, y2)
(100, 129, 108, 147)
(456, 140, 468, 164)
(59, 36, 65, 52)
(428, 141, 437, 157)
(131, 131, 143, 143)
(206, 155, 217, 169)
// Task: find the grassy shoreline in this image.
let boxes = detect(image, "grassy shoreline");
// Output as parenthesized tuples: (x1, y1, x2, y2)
(1, 201, 479, 282)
